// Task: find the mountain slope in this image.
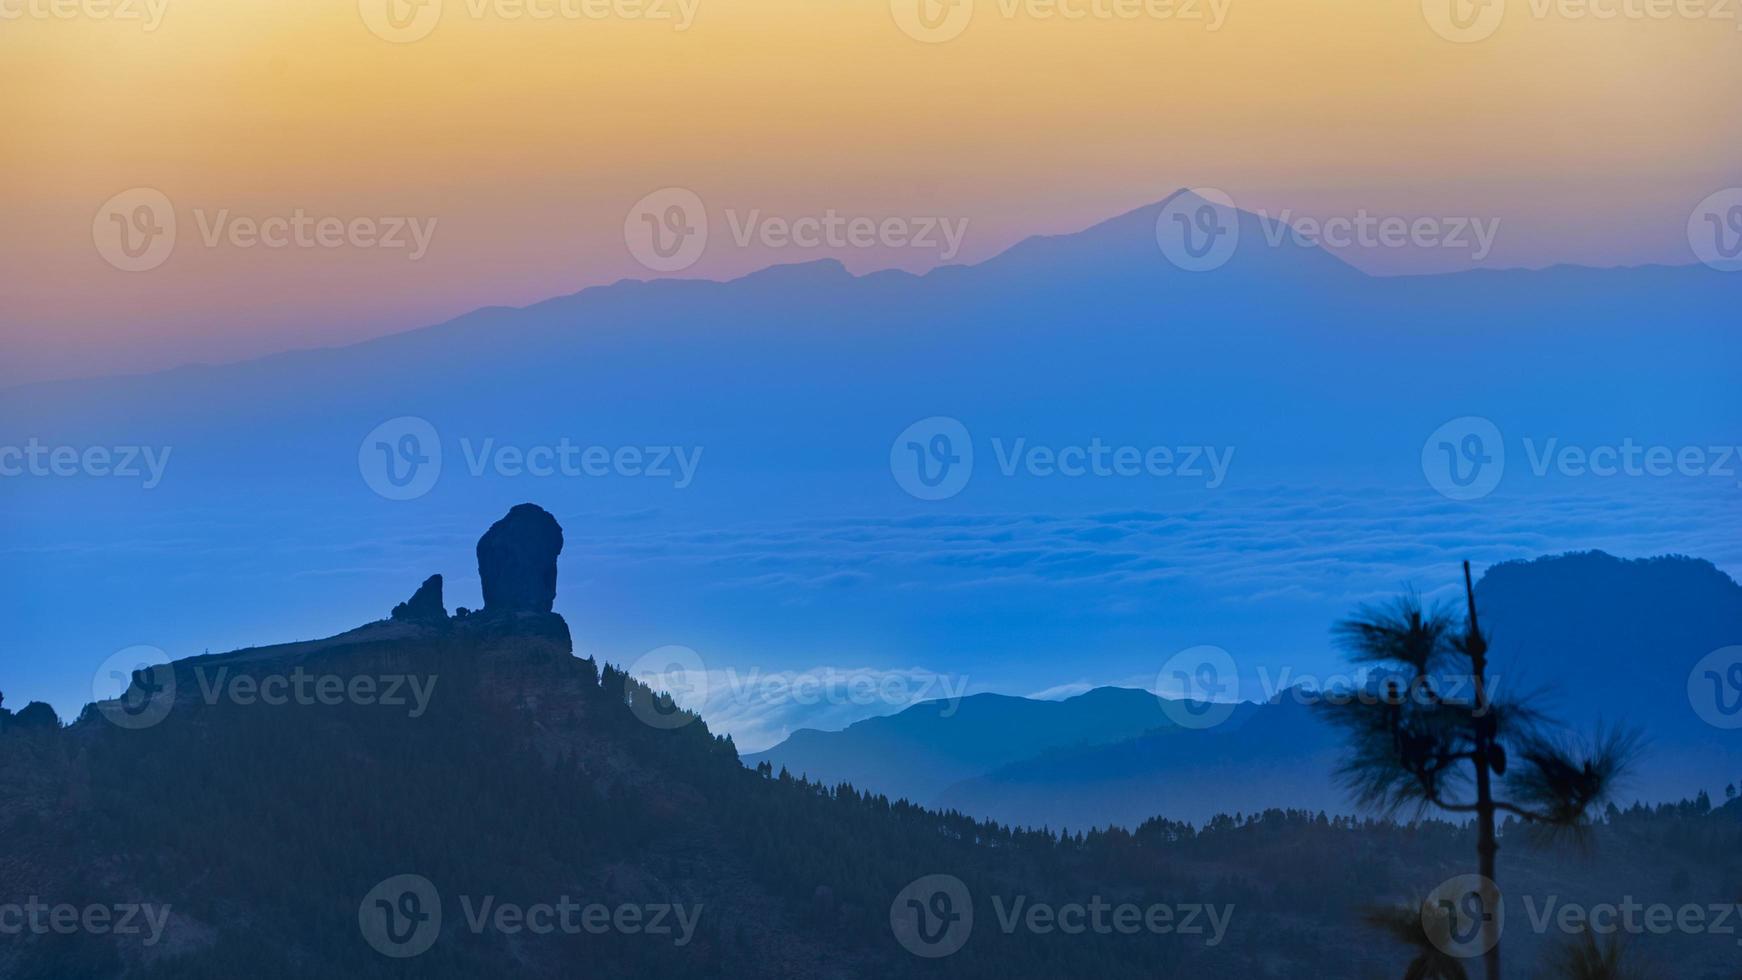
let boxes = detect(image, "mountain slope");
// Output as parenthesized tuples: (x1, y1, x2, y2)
(742, 686, 1239, 804)
(4, 512, 1740, 978)
(936, 695, 1341, 829)
(752, 551, 1742, 829)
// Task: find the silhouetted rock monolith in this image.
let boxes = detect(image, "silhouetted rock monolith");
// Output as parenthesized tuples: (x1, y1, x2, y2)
(391, 574, 448, 624)
(477, 504, 563, 613)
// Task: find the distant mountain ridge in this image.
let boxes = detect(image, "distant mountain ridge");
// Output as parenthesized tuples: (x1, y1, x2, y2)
(748, 551, 1742, 828)
(743, 686, 1252, 805)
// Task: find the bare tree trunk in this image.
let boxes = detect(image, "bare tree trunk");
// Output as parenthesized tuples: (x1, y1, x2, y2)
(1464, 561, 1501, 980)
(1474, 750, 1501, 980)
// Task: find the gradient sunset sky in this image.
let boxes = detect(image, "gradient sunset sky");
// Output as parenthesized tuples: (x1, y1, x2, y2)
(4, 0, 1738, 385)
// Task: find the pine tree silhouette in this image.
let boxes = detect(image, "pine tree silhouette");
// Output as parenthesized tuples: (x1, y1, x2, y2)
(1322, 562, 1636, 980)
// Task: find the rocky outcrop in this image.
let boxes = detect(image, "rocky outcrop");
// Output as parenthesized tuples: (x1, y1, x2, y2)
(391, 574, 448, 625)
(477, 503, 564, 613)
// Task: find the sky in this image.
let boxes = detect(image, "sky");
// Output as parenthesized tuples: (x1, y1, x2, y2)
(4, 0, 1740, 386)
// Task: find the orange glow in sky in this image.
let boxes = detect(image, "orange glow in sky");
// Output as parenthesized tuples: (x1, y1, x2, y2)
(3, 0, 1737, 384)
